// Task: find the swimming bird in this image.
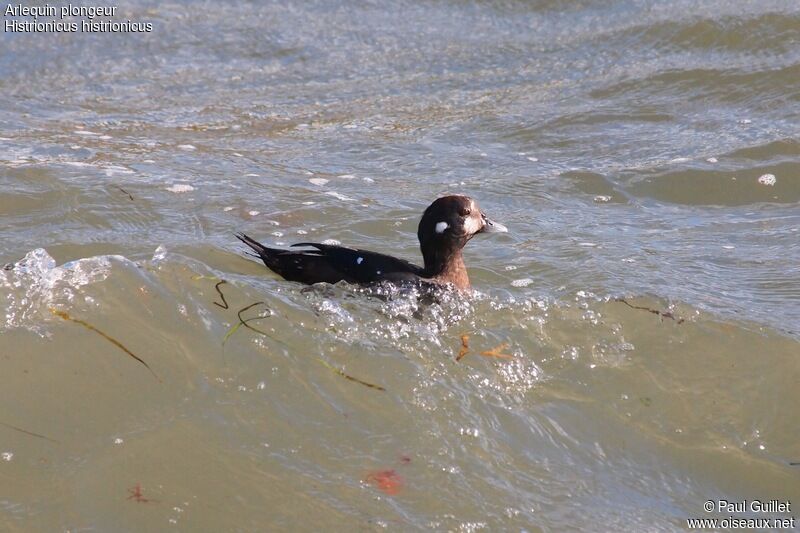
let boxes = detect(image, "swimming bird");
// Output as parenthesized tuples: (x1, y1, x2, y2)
(236, 195, 507, 291)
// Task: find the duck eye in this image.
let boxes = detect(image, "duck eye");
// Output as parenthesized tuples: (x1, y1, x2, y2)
(459, 208, 471, 217)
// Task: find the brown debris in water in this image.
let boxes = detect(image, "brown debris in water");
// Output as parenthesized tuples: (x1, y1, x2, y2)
(479, 342, 514, 360)
(127, 483, 157, 503)
(615, 297, 685, 324)
(317, 358, 386, 392)
(113, 185, 134, 201)
(0, 421, 58, 443)
(49, 308, 160, 382)
(455, 334, 470, 361)
(364, 469, 403, 495)
(456, 335, 514, 361)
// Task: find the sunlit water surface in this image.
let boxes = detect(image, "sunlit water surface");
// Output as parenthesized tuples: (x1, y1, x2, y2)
(1, 0, 799, 530)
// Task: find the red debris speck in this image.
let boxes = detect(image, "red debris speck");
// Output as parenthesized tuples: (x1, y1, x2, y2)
(127, 483, 157, 503)
(365, 469, 404, 495)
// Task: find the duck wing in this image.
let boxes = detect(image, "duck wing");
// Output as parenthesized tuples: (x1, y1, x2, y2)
(236, 233, 424, 285)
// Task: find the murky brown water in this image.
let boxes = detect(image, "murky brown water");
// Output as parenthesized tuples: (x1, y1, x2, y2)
(2, 0, 799, 531)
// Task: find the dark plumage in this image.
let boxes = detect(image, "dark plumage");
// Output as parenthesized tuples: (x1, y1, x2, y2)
(236, 195, 507, 291)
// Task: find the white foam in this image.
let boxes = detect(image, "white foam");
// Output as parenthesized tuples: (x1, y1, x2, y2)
(325, 191, 354, 201)
(166, 184, 195, 193)
(511, 278, 533, 287)
(757, 174, 776, 186)
(178, 144, 196, 151)
(309, 178, 329, 186)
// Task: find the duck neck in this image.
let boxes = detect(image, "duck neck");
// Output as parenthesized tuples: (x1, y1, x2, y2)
(423, 247, 470, 290)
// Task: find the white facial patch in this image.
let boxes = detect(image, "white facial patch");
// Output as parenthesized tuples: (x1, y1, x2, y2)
(356, 257, 364, 264)
(463, 200, 483, 234)
(435, 221, 449, 234)
(463, 215, 482, 234)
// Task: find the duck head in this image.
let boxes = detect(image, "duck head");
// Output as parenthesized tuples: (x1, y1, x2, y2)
(417, 195, 508, 287)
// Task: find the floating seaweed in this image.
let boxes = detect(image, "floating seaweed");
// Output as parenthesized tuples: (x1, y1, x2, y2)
(615, 297, 685, 324)
(479, 342, 514, 359)
(222, 320, 245, 345)
(237, 302, 272, 336)
(456, 335, 514, 361)
(222, 302, 274, 345)
(317, 358, 386, 392)
(49, 308, 160, 381)
(190, 274, 221, 281)
(113, 185, 134, 201)
(455, 334, 470, 361)
(213, 280, 229, 309)
(0, 421, 58, 443)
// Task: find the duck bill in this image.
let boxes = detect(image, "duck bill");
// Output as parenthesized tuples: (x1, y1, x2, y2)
(480, 214, 508, 234)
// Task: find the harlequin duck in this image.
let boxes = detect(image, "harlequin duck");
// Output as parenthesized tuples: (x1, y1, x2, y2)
(236, 195, 507, 291)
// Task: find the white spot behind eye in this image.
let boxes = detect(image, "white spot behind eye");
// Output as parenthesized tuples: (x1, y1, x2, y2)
(435, 221, 449, 233)
(356, 257, 364, 264)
